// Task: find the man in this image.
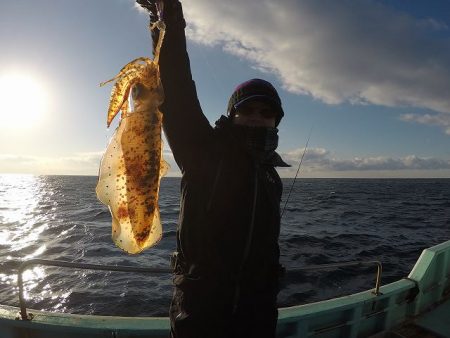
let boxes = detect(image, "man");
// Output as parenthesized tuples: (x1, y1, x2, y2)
(139, 1, 289, 337)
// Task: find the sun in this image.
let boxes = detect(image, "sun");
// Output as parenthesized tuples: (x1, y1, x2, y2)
(0, 72, 48, 129)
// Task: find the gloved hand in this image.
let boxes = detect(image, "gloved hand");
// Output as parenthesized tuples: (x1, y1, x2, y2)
(135, 0, 185, 27)
(136, 0, 186, 56)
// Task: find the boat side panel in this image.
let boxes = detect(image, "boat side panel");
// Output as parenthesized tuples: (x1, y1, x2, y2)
(276, 279, 417, 338)
(408, 239, 450, 315)
(0, 304, 169, 338)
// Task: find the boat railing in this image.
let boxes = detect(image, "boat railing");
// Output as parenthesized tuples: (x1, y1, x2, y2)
(17, 258, 172, 320)
(287, 260, 383, 295)
(16, 258, 382, 321)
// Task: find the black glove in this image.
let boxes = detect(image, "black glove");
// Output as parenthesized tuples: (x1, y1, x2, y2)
(136, 0, 185, 56)
(135, 0, 185, 27)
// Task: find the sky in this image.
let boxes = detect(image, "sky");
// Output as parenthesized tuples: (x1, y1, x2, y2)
(0, 0, 449, 178)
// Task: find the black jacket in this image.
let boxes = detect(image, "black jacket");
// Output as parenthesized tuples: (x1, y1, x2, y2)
(153, 3, 288, 291)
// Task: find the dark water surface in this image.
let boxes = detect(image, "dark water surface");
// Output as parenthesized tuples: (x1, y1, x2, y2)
(0, 175, 449, 316)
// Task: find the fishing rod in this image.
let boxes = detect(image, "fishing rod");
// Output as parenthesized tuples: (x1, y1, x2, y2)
(281, 127, 313, 219)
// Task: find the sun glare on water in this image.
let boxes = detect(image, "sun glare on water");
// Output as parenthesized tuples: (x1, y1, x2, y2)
(0, 72, 48, 129)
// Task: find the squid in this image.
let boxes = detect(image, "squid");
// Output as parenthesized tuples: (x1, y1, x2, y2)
(96, 21, 169, 254)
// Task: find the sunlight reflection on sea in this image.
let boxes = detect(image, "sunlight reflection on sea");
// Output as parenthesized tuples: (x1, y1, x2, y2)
(0, 175, 176, 315)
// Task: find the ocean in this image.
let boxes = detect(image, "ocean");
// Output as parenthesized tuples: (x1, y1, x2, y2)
(0, 175, 449, 316)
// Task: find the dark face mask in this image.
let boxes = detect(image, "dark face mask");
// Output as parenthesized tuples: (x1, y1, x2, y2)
(232, 125, 279, 163)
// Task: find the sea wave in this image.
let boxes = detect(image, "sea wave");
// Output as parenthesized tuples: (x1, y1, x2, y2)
(0, 176, 449, 316)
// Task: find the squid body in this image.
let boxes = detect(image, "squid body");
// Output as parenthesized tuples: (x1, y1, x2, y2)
(96, 46, 169, 254)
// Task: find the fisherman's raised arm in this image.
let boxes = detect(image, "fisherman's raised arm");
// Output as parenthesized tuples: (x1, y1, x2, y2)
(139, 0, 214, 173)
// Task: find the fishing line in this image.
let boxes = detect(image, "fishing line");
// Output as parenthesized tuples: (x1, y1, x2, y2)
(281, 127, 313, 219)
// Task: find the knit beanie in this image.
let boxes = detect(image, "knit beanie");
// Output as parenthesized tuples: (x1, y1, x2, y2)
(227, 79, 284, 126)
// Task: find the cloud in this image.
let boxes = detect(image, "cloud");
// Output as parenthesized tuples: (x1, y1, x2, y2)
(400, 113, 450, 135)
(4, 148, 448, 178)
(284, 147, 329, 161)
(181, 0, 450, 114)
(279, 147, 450, 176)
(417, 18, 449, 31)
(0, 152, 103, 175)
(0, 150, 182, 176)
(327, 155, 450, 171)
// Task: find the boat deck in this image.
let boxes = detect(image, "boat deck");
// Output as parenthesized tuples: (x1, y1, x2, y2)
(375, 296, 450, 338)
